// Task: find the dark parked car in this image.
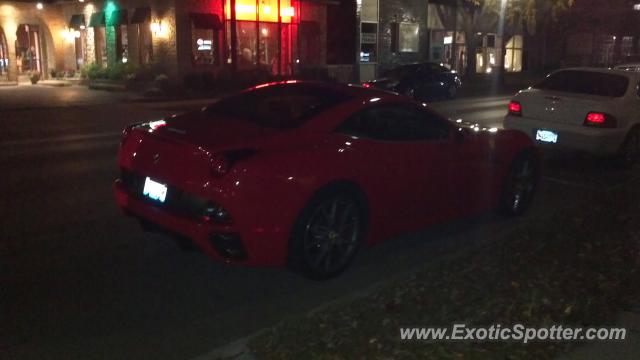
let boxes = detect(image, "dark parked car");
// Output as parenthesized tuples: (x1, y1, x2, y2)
(363, 63, 462, 100)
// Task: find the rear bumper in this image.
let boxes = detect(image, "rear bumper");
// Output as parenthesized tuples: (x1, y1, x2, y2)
(114, 180, 286, 266)
(504, 115, 626, 155)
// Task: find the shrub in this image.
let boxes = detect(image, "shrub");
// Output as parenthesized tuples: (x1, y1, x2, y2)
(30, 72, 41, 84)
(84, 63, 104, 80)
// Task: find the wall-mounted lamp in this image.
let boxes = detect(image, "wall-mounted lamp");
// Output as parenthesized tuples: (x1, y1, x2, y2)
(61, 28, 80, 42)
(150, 20, 167, 38)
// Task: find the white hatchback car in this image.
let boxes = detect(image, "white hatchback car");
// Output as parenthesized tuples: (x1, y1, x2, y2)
(504, 68, 640, 166)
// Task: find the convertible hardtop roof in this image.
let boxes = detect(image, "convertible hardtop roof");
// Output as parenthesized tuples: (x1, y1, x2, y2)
(241, 80, 401, 101)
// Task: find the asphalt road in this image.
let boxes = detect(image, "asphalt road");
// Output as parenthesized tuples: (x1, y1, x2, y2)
(1, 85, 636, 360)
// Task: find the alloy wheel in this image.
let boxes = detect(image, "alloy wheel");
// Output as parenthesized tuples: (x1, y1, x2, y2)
(302, 197, 361, 276)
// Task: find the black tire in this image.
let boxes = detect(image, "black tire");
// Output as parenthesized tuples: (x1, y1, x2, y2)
(616, 126, 640, 169)
(446, 84, 457, 99)
(289, 190, 366, 280)
(500, 150, 540, 216)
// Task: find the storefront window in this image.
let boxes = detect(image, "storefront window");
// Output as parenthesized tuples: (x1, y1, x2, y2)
(361, 22, 377, 62)
(224, 0, 298, 75)
(193, 28, 218, 66)
(0, 26, 8, 79)
(116, 25, 129, 63)
(476, 33, 499, 74)
(398, 23, 419, 53)
(621, 36, 634, 58)
(130, 7, 153, 65)
(504, 35, 522, 72)
(15, 24, 41, 74)
(74, 30, 87, 70)
(236, 21, 257, 69)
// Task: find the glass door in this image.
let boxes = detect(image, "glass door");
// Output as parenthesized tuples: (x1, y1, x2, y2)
(0, 26, 8, 80)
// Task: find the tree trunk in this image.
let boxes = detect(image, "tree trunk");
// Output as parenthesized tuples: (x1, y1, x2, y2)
(465, 29, 477, 78)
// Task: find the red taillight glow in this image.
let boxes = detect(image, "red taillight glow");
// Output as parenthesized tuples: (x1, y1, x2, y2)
(362, 83, 372, 88)
(584, 112, 616, 128)
(586, 112, 605, 124)
(508, 101, 522, 116)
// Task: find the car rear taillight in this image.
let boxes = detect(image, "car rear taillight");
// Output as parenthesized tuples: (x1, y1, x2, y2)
(209, 149, 257, 178)
(508, 101, 522, 116)
(362, 83, 372, 88)
(584, 112, 617, 128)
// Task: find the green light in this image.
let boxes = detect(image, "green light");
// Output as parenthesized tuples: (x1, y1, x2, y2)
(105, 1, 118, 13)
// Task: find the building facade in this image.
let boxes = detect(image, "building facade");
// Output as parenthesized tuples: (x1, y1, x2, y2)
(563, 0, 640, 67)
(0, 0, 356, 83)
(1, 0, 525, 85)
(357, 0, 525, 81)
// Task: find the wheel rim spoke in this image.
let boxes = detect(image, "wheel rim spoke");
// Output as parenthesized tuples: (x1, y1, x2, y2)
(303, 197, 360, 274)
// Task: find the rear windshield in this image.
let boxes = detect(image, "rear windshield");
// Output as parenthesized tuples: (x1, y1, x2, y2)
(534, 70, 629, 97)
(206, 83, 351, 129)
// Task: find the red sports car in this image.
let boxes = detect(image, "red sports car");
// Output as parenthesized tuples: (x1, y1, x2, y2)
(114, 81, 539, 279)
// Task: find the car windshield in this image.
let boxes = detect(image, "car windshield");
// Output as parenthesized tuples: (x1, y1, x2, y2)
(205, 84, 352, 129)
(534, 70, 629, 97)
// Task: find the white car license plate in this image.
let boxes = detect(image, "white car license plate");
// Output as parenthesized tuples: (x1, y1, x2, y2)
(535, 129, 558, 144)
(143, 177, 168, 203)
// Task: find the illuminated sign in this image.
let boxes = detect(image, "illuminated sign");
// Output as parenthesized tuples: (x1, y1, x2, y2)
(225, 0, 295, 23)
(197, 38, 213, 51)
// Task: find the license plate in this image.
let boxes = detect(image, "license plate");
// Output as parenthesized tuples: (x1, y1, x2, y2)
(535, 129, 558, 144)
(142, 177, 168, 203)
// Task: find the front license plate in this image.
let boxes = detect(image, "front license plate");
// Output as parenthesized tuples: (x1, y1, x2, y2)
(535, 129, 558, 144)
(142, 177, 168, 203)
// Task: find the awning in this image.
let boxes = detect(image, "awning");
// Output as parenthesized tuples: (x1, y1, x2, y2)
(88, 12, 105, 27)
(106, 9, 129, 26)
(131, 7, 151, 24)
(69, 14, 86, 29)
(190, 13, 222, 30)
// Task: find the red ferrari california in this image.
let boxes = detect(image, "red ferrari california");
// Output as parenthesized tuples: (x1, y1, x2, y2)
(114, 81, 539, 279)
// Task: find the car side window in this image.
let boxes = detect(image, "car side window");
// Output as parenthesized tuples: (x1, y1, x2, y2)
(337, 105, 450, 142)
